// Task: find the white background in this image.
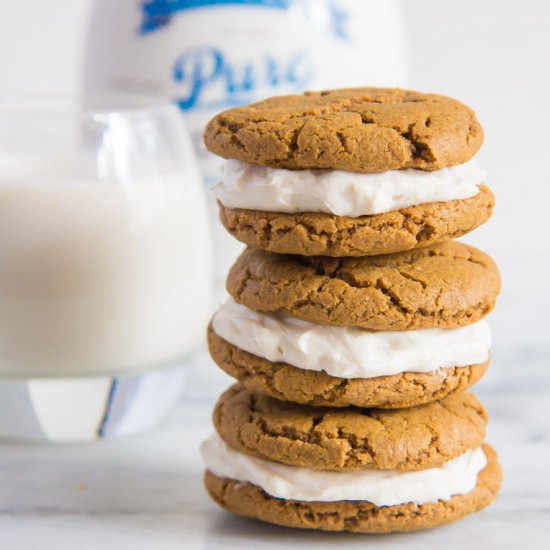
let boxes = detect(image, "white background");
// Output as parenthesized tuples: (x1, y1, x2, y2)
(0, 1, 549, 548)
(404, 0, 550, 269)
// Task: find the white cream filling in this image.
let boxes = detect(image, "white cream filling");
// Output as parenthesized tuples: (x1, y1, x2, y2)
(201, 433, 487, 506)
(213, 159, 486, 217)
(212, 300, 491, 379)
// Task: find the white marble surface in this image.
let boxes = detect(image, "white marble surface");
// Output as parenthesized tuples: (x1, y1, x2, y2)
(0, 255, 549, 549)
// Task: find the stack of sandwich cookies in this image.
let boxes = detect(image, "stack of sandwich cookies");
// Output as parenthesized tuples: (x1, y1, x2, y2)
(202, 87, 502, 533)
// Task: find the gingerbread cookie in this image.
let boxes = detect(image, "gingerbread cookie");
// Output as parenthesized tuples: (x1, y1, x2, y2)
(212, 384, 488, 471)
(217, 184, 494, 257)
(208, 325, 490, 409)
(204, 88, 483, 172)
(204, 445, 501, 533)
(227, 241, 500, 331)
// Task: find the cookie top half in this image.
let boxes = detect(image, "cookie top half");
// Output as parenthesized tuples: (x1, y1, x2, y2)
(204, 88, 483, 172)
(227, 241, 500, 331)
(214, 384, 488, 472)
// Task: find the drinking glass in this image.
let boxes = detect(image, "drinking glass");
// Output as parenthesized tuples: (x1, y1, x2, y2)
(0, 93, 213, 441)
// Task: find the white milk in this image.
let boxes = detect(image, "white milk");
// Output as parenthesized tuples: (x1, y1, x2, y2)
(0, 160, 212, 377)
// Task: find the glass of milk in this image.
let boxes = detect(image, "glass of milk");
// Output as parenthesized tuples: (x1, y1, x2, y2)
(0, 93, 213, 442)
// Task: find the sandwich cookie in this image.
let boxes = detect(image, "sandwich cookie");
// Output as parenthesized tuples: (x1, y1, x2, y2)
(205, 88, 493, 256)
(202, 385, 502, 533)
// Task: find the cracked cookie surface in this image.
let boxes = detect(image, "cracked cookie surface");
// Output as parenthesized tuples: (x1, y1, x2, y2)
(204, 444, 501, 533)
(208, 325, 490, 409)
(204, 88, 483, 173)
(213, 384, 487, 471)
(218, 184, 494, 257)
(227, 241, 500, 331)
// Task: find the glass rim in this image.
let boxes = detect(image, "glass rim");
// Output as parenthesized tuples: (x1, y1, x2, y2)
(0, 91, 179, 118)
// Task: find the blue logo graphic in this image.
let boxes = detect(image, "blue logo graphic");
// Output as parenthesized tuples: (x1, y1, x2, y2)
(140, 0, 289, 34)
(173, 46, 312, 110)
(140, 0, 349, 40)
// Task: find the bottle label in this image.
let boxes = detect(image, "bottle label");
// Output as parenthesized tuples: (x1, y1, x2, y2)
(139, 0, 350, 112)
